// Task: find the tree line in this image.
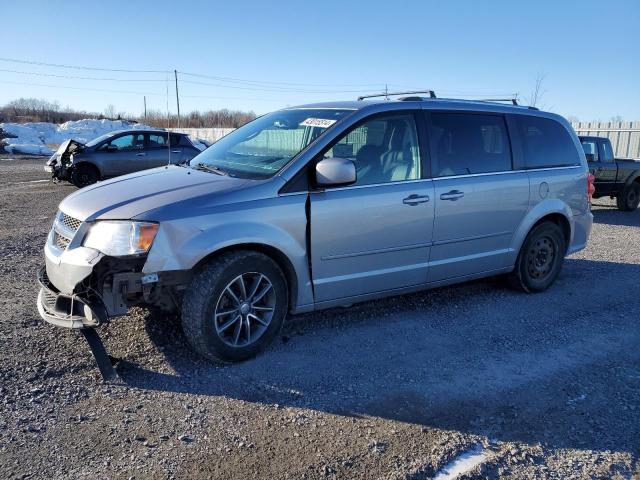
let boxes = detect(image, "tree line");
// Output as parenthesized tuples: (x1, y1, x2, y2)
(0, 98, 256, 128)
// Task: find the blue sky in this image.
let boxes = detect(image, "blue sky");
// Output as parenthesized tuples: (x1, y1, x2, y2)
(1, 0, 638, 120)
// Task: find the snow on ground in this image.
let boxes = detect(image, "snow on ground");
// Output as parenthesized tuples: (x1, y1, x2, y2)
(0, 119, 154, 156)
(433, 446, 490, 480)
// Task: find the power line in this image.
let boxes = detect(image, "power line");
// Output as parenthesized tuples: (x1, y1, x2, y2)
(0, 67, 167, 82)
(0, 57, 168, 73)
(0, 79, 302, 103)
(180, 78, 379, 94)
(0, 79, 164, 96)
(178, 70, 386, 88)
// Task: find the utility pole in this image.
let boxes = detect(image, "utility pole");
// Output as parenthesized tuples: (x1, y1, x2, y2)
(174, 69, 181, 129)
(384, 84, 388, 100)
(143, 96, 147, 120)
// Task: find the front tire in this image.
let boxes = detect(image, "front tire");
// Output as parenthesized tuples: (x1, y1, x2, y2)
(509, 222, 566, 293)
(181, 251, 288, 362)
(71, 163, 100, 188)
(616, 183, 640, 211)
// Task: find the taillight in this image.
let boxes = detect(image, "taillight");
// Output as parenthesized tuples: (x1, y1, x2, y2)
(587, 173, 595, 204)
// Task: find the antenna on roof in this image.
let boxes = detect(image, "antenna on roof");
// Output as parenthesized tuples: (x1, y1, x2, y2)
(358, 90, 437, 101)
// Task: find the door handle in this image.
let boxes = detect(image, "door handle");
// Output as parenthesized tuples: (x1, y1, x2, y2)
(171, 150, 182, 154)
(136, 152, 146, 157)
(440, 190, 465, 201)
(402, 194, 430, 206)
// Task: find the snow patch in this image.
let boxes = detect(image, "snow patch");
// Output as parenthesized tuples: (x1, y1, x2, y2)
(1, 119, 154, 156)
(433, 445, 489, 480)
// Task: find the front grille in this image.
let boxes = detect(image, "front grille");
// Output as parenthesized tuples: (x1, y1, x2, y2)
(42, 289, 58, 310)
(54, 232, 71, 250)
(61, 213, 81, 232)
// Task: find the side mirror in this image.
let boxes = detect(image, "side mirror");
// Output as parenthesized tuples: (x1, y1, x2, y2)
(315, 157, 356, 187)
(585, 153, 595, 162)
(105, 144, 118, 153)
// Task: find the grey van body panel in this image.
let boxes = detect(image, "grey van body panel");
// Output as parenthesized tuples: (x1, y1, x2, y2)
(46, 98, 592, 317)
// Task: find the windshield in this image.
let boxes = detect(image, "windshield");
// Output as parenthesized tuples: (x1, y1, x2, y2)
(86, 132, 117, 147)
(189, 108, 354, 178)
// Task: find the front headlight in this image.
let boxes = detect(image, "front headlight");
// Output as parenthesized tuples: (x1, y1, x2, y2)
(83, 221, 159, 257)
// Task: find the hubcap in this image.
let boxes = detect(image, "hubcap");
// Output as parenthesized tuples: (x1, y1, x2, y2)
(527, 236, 556, 279)
(214, 272, 275, 347)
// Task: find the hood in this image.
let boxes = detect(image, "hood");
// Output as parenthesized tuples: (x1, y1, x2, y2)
(46, 139, 85, 165)
(59, 165, 253, 221)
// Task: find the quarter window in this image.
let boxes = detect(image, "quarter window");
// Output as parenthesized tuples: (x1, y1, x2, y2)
(324, 113, 421, 186)
(512, 116, 580, 168)
(148, 133, 168, 147)
(429, 113, 511, 177)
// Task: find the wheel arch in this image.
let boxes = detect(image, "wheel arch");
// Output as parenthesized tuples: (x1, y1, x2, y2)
(73, 160, 102, 179)
(509, 200, 573, 267)
(624, 170, 640, 187)
(191, 243, 299, 313)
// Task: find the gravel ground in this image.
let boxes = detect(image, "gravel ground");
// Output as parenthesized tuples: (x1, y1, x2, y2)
(0, 155, 639, 479)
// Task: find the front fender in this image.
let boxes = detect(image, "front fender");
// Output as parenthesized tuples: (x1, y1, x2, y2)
(142, 196, 313, 309)
(507, 199, 573, 267)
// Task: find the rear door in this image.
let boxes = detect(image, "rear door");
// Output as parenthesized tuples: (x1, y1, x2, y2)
(426, 111, 529, 282)
(145, 132, 171, 167)
(310, 111, 435, 303)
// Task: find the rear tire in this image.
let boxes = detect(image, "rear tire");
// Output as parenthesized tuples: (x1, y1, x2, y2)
(616, 183, 640, 211)
(181, 251, 288, 362)
(71, 163, 100, 188)
(509, 222, 566, 293)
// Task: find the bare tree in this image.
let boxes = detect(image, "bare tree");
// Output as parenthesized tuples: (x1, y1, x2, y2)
(527, 74, 547, 108)
(103, 104, 117, 119)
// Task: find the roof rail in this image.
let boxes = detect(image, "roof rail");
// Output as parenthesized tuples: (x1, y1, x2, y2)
(357, 90, 436, 101)
(470, 97, 519, 105)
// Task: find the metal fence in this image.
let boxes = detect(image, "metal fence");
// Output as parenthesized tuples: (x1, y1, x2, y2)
(571, 122, 640, 158)
(169, 127, 235, 143)
(173, 123, 640, 160)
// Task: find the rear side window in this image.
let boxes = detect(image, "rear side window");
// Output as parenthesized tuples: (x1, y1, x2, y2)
(429, 113, 511, 177)
(513, 116, 580, 168)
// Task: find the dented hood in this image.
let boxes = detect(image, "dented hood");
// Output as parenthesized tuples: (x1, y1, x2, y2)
(57, 165, 255, 221)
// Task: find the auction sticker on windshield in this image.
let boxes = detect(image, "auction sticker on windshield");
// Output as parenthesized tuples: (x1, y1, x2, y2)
(299, 118, 337, 128)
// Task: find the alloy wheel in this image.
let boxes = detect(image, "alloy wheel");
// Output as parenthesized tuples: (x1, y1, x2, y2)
(213, 272, 275, 347)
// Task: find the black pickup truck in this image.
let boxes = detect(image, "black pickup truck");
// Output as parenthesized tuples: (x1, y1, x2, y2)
(580, 136, 640, 211)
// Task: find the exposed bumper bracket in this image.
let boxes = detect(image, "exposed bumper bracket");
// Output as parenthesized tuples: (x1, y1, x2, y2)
(81, 329, 119, 382)
(37, 266, 119, 381)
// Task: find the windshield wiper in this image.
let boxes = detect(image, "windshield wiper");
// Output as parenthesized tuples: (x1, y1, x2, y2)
(194, 162, 229, 176)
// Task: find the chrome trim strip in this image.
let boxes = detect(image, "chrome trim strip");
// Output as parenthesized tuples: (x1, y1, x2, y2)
(433, 165, 581, 181)
(313, 178, 431, 193)
(321, 242, 432, 261)
(432, 230, 512, 246)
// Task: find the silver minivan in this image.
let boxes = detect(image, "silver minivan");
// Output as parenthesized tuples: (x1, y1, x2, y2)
(37, 94, 593, 370)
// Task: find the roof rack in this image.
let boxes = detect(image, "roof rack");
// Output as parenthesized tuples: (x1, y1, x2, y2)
(357, 90, 436, 101)
(472, 97, 519, 105)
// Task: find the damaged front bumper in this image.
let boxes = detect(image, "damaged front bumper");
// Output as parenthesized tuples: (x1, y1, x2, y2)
(37, 267, 107, 329)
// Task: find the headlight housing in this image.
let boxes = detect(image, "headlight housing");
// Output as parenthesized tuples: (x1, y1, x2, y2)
(83, 221, 159, 257)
